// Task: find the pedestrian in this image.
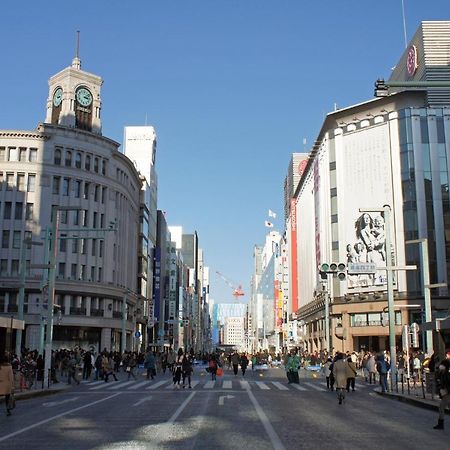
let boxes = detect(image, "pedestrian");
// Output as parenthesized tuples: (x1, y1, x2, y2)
(346, 356, 357, 392)
(94, 354, 103, 381)
(67, 353, 80, 385)
(102, 354, 118, 382)
(240, 353, 249, 376)
(208, 355, 218, 381)
(323, 357, 332, 390)
(127, 354, 137, 380)
(433, 358, 450, 430)
(144, 351, 156, 380)
(231, 352, 240, 376)
(173, 349, 183, 388)
(167, 349, 175, 375)
(0, 353, 14, 416)
(83, 351, 93, 380)
(366, 353, 377, 384)
(333, 353, 352, 405)
(286, 349, 300, 384)
(182, 352, 193, 388)
(376, 353, 390, 393)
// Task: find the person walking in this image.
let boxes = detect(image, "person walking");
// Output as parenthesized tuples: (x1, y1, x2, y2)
(240, 353, 249, 376)
(173, 349, 183, 388)
(102, 354, 118, 382)
(323, 357, 333, 390)
(366, 353, 377, 384)
(433, 358, 450, 430)
(376, 353, 390, 393)
(333, 353, 352, 405)
(144, 351, 156, 380)
(67, 353, 80, 385)
(346, 356, 357, 392)
(286, 349, 300, 384)
(231, 352, 240, 376)
(82, 351, 93, 380)
(0, 353, 14, 416)
(182, 352, 193, 388)
(127, 354, 137, 380)
(208, 355, 218, 381)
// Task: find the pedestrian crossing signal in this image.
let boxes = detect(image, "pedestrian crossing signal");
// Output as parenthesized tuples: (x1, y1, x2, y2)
(319, 262, 346, 280)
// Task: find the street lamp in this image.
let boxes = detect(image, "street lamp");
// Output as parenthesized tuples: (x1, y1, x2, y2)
(43, 205, 82, 388)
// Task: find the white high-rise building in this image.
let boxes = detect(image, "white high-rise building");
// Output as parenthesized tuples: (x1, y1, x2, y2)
(224, 316, 245, 349)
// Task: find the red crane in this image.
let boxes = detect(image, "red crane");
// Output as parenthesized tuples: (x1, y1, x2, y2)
(215, 271, 245, 299)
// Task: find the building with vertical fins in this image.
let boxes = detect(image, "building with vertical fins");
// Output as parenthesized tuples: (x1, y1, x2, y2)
(0, 50, 143, 353)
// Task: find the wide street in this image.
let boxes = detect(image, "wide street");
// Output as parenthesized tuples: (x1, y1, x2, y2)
(0, 367, 448, 449)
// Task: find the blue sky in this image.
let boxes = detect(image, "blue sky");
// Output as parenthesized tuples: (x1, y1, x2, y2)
(0, 1, 447, 303)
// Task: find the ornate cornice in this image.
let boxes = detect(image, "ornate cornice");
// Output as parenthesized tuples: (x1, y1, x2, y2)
(0, 130, 50, 140)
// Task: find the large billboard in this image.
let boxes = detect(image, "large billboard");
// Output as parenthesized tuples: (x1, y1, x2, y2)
(338, 124, 395, 292)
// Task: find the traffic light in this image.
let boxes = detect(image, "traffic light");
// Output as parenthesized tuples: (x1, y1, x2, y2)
(319, 262, 346, 280)
(410, 322, 420, 348)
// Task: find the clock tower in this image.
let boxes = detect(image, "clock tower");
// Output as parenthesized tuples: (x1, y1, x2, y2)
(45, 44, 103, 134)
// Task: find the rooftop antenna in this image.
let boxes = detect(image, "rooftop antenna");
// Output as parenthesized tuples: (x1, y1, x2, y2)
(145, 113, 148, 126)
(72, 30, 81, 69)
(401, 0, 408, 49)
(76, 30, 80, 58)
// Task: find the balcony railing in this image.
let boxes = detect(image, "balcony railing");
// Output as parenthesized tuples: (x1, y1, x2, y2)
(69, 307, 87, 316)
(90, 309, 104, 317)
(112, 311, 123, 319)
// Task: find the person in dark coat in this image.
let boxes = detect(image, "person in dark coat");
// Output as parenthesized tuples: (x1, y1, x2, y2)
(144, 351, 156, 380)
(182, 353, 193, 388)
(240, 354, 249, 376)
(433, 358, 450, 430)
(0, 353, 14, 416)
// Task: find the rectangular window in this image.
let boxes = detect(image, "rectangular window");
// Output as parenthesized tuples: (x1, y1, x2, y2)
(4, 202, 11, 220)
(83, 210, 88, 227)
(101, 187, 106, 204)
(59, 239, 66, 252)
(80, 265, 86, 280)
(94, 158, 99, 173)
(83, 182, 89, 199)
(99, 240, 104, 257)
(71, 264, 77, 279)
(63, 178, 70, 196)
(25, 203, 33, 220)
(94, 185, 99, 202)
(0, 260, 7, 275)
(27, 174, 36, 192)
(90, 266, 95, 281)
(6, 173, 14, 191)
(14, 202, 23, 220)
(52, 176, 61, 195)
(8, 147, 18, 161)
(81, 238, 87, 254)
(19, 148, 27, 162)
(98, 267, 102, 282)
(73, 210, 79, 226)
(93, 212, 97, 228)
(29, 148, 37, 162)
(72, 239, 78, 253)
(75, 180, 81, 198)
(58, 263, 65, 278)
(2, 230, 10, 248)
(0, 147, 5, 161)
(85, 155, 91, 171)
(16, 173, 25, 191)
(24, 231, 31, 249)
(100, 214, 104, 228)
(65, 151, 72, 167)
(12, 231, 21, 249)
(11, 260, 19, 275)
(60, 210, 68, 224)
(92, 239, 97, 256)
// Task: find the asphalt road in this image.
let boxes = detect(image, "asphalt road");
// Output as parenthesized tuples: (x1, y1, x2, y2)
(0, 368, 448, 449)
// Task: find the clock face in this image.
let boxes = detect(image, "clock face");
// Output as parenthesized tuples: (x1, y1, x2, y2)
(406, 45, 418, 76)
(53, 88, 63, 107)
(76, 88, 93, 107)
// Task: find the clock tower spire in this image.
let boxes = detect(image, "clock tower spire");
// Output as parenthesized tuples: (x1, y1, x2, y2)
(45, 33, 103, 134)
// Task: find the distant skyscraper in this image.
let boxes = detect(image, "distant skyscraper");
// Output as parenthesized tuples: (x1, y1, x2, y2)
(284, 153, 308, 221)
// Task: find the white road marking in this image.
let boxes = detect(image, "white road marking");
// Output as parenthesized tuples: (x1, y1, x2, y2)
(203, 380, 215, 389)
(272, 382, 289, 391)
(166, 392, 196, 424)
(190, 381, 199, 388)
(246, 389, 286, 450)
(89, 381, 120, 390)
(132, 395, 153, 406)
(222, 380, 232, 389)
(86, 381, 105, 386)
(290, 383, 307, 391)
(0, 393, 120, 443)
(43, 397, 79, 407)
(240, 380, 250, 390)
(303, 382, 325, 391)
(255, 381, 270, 390)
(127, 380, 152, 390)
(218, 394, 234, 405)
(146, 380, 170, 390)
(107, 380, 136, 390)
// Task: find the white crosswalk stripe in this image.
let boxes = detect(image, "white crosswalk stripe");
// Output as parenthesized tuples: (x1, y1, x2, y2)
(272, 381, 289, 391)
(128, 380, 152, 390)
(255, 381, 270, 390)
(222, 380, 232, 389)
(290, 383, 307, 391)
(107, 380, 136, 390)
(146, 380, 170, 390)
(203, 380, 215, 389)
(240, 380, 250, 390)
(89, 381, 119, 390)
(303, 382, 325, 391)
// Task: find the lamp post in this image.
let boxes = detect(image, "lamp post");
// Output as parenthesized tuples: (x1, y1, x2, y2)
(405, 238, 447, 356)
(43, 205, 82, 388)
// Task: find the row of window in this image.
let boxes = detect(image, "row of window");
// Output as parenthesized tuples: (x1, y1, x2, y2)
(0, 202, 34, 221)
(54, 148, 107, 175)
(57, 263, 103, 283)
(0, 172, 36, 192)
(0, 147, 37, 163)
(59, 237, 105, 257)
(1, 230, 32, 249)
(52, 176, 107, 202)
(55, 208, 106, 228)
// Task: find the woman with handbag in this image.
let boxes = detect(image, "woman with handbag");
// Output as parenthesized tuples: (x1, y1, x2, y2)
(0, 353, 14, 416)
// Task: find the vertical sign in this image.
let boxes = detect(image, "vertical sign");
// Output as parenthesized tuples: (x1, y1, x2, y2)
(153, 247, 161, 320)
(290, 198, 298, 312)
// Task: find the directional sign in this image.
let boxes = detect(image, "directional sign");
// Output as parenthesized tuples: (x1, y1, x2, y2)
(218, 394, 234, 406)
(135, 331, 141, 338)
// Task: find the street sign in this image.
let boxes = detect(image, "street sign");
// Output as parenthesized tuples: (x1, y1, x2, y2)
(135, 331, 141, 338)
(348, 262, 376, 274)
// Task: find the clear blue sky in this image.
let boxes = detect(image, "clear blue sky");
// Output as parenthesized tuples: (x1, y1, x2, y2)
(0, 1, 447, 303)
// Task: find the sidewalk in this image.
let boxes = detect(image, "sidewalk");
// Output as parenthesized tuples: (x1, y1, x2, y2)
(373, 383, 450, 415)
(0, 379, 72, 404)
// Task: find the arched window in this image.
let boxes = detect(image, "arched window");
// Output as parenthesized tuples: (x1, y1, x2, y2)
(94, 157, 99, 173)
(101, 159, 107, 175)
(75, 152, 82, 169)
(85, 154, 91, 171)
(65, 151, 72, 167)
(54, 149, 61, 165)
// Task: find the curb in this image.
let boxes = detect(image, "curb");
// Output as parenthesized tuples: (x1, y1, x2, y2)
(0, 388, 68, 404)
(374, 389, 450, 415)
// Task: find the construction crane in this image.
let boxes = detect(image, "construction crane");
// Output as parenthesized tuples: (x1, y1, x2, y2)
(215, 271, 245, 299)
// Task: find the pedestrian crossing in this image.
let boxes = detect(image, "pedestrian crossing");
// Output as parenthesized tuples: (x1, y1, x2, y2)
(84, 378, 373, 392)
